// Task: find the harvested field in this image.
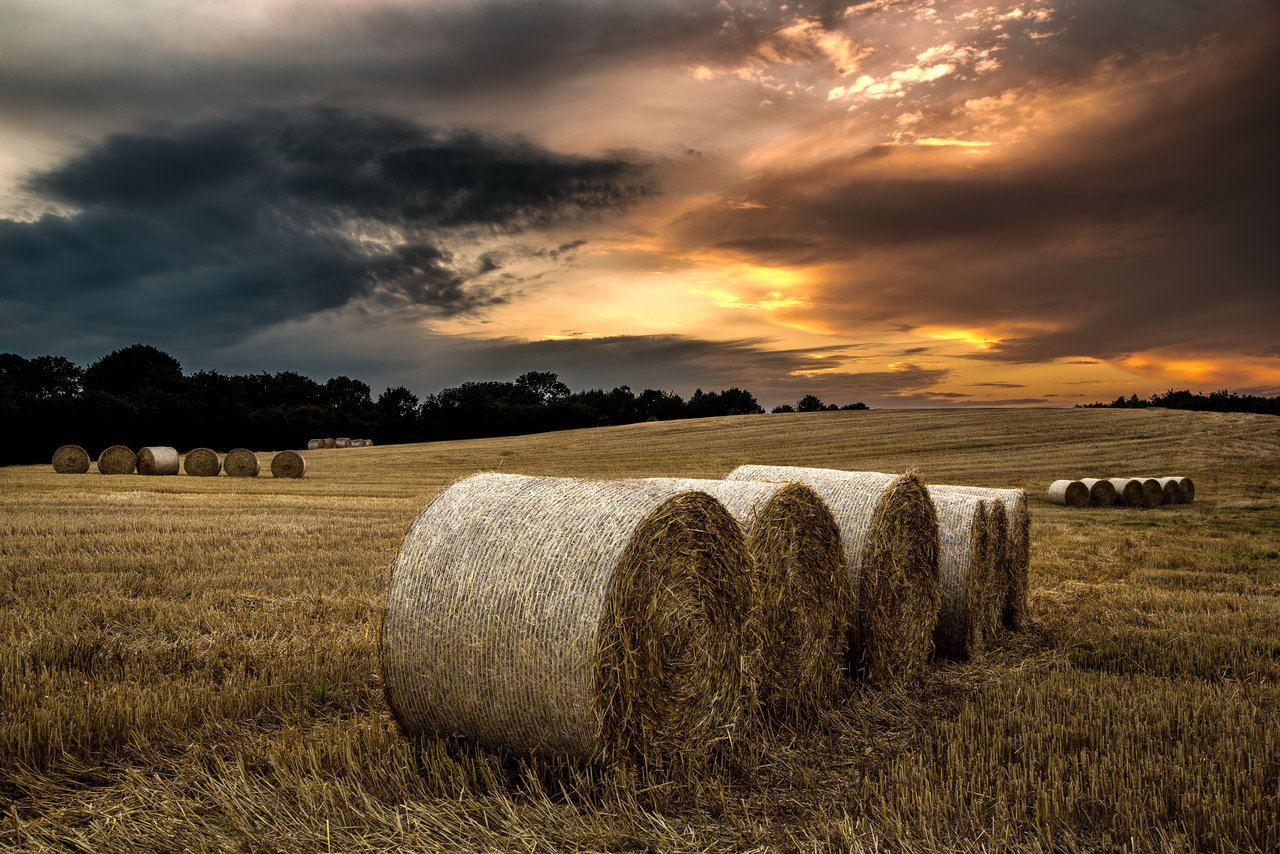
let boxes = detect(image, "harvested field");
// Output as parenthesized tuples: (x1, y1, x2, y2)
(1, 407, 1277, 853)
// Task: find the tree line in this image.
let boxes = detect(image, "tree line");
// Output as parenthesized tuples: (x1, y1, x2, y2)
(1079, 388, 1280, 415)
(0, 344, 867, 466)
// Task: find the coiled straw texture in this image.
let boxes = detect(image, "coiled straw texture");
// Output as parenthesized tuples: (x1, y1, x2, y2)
(97, 445, 136, 475)
(925, 490, 991, 661)
(223, 448, 260, 478)
(381, 473, 752, 767)
(725, 465, 939, 685)
(52, 445, 90, 474)
(184, 448, 221, 477)
(1080, 478, 1118, 507)
(641, 478, 847, 723)
(933, 486, 1029, 631)
(270, 450, 306, 478)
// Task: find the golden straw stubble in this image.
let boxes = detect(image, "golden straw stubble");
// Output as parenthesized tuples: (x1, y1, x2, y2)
(381, 473, 752, 767)
(223, 448, 260, 477)
(270, 450, 306, 478)
(51, 444, 90, 474)
(183, 448, 221, 477)
(97, 444, 136, 475)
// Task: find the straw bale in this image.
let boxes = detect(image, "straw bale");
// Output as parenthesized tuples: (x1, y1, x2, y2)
(136, 446, 180, 476)
(323, 438, 337, 449)
(1164, 476, 1195, 503)
(363, 439, 375, 446)
(307, 439, 323, 451)
(1108, 478, 1144, 507)
(1136, 477, 1163, 508)
(349, 438, 363, 447)
(925, 490, 990, 661)
(1080, 478, 1118, 507)
(641, 477, 847, 722)
(381, 473, 752, 766)
(1146, 477, 1179, 505)
(51, 444, 90, 474)
(270, 450, 306, 478)
(183, 448, 221, 477)
(933, 486, 1029, 631)
(223, 448, 261, 477)
(335, 437, 351, 448)
(1048, 479, 1088, 507)
(725, 465, 939, 685)
(97, 445, 136, 475)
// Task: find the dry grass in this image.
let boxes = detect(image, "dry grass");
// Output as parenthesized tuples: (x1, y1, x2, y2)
(1, 407, 1278, 852)
(50, 445, 89, 475)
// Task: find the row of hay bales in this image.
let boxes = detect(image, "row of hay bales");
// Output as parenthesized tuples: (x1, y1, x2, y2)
(51, 444, 307, 479)
(306, 438, 373, 449)
(1048, 476, 1195, 508)
(380, 465, 1029, 767)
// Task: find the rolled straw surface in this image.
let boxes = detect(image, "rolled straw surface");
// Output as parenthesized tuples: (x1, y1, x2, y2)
(726, 465, 939, 685)
(184, 448, 221, 477)
(1048, 479, 1088, 507)
(335, 437, 351, 448)
(307, 439, 323, 451)
(1108, 478, 1144, 507)
(52, 444, 90, 474)
(381, 473, 752, 765)
(1080, 478, 1118, 507)
(1166, 476, 1195, 503)
(1136, 477, 1163, 508)
(933, 486, 1029, 632)
(641, 478, 847, 722)
(223, 448, 261, 477)
(323, 438, 337, 449)
(925, 490, 990, 661)
(270, 450, 306, 478)
(136, 446, 180, 476)
(1145, 477, 1179, 505)
(97, 445, 136, 475)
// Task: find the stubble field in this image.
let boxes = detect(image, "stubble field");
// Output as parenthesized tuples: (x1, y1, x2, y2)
(1, 407, 1277, 852)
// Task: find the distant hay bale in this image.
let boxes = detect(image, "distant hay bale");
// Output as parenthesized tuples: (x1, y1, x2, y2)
(1164, 476, 1195, 503)
(641, 477, 847, 722)
(1136, 477, 1164, 508)
(381, 474, 752, 766)
(363, 439, 375, 446)
(223, 448, 260, 478)
(1080, 478, 1118, 507)
(335, 437, 351, 448)
(270, 450, 306, 479)
(934, 486, 1029, 632)
(1108, 478, 1144, 507)
(136, 446, 180, 476)
(348, 438, 362, 447)
(925, 490, 991, 661)
(1147, 477, 1180, 505)
(51, 444, 90, 474)
(1048, 479, 1089, 507)
(307, 439, 323, 451)
(97, 445, 136, 475)
(323, 438, 337, 449)
(183, 448, 221, 477)
(726, 465, 939, 686)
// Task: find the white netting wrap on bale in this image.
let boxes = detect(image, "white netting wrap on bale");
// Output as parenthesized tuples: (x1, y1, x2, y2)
(307, 439, 324, 451)
(1048, 480, 1088, 507)
(725, 465, 939, 685)
(925, 489, 991, 661)
(52, 445, 90, 474)
(1108, 478, 1144, 507)
(136, 446, 179, 476)
(934, 486, 1029, 632)
(381, 473, 753, 767)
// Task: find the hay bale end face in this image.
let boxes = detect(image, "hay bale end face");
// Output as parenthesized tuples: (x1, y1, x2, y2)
(381, 474, 753, 766)
(97, 445, 136, 475)
(223, 448, 261, 478)
(270, 450, 306, 478)
(932, 486, 1029, 632)
(1108, 478, 1144, 507)
(641, 477, 847, 723)
(136, 446, 180, 476)
(1169, 476, 1196, 503)
(1080, 478, 1118, 507)
(52, 444, 90, 474)
(726, 465, 939, 686)
(323, 438, 337, 449)
(1048, 480, 1089, 507)
(184, 448, 221, 477)
(1147, 477, 1179, 505)
(925, 490, 990, 661)
(1137, 477, 1164, 508)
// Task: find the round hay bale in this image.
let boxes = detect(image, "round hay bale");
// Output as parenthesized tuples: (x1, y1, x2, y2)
(1147, 477, 1179, 505)
(307, 438, 323, 451)
(931, 487, 1029, 632)
(642, 478, 847, 723)
(184, 448, 221, 477)
(1080, 478, 1118, 507)
(363, 439, 375, 446)
(335, 437, 351, 448)
(223, 448, 261, 478)
(1108, 478, 1144, 507)
(51, 444, 90, 474)
(726, 465, 939, 686)
(381, 474, 753, 766)
(136, 446, 180, 476)
(1136, 477, 1164, 508)
(1167, 476, 1195, 503)
(925, 490, 991, 661)
(270, 450, 306, 478)
(323, 438, 337, 449)
(97, 445, 136, 475)
(1047, 479, 1088, 507)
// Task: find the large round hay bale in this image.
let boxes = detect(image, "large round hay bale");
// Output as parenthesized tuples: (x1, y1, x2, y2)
(382, 474, 753, 766)
(136, 446, 180, 476)
(1166, 476, 1195, 503)
(641, 478, 847, 722)
(184, 448, 221, 476)
(363, 439, 374, 446)
(1048, 479, 1088, 507)
(1144, 477, 1179, 505)
(1136, 477, 1163, 508)
(97, 445, 136, 475)
(52, 444, 90, 474)
(307, 438, 323, 451)
(335, 437, 351, 448)
(223, 448, 260, 477)
(270, 450, 306, 478)
(1108, 478, 1144, 507)
(925, 490, 991, 661)
(932, 487, 1029, 632)
(1080, 478, 1117, 507)
(726, 465, 939, 686)
(323, 438, 337, 449)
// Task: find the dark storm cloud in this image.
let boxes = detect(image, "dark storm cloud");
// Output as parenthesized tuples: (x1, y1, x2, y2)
(0, 109, 649, 350)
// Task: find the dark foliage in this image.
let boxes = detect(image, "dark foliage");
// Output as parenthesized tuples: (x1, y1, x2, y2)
(1080, 388, 1280, 415)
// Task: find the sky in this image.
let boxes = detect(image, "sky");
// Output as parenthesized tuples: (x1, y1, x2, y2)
(2, 0, 1277, 408)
